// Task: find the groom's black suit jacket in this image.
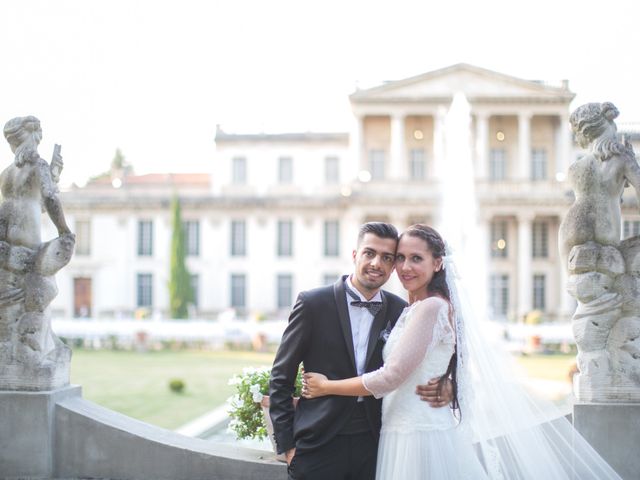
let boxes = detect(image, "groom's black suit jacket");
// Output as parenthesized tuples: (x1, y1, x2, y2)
(269, 275, 407, 455)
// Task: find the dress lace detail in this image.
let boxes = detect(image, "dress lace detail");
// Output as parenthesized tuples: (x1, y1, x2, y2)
(363, 296, 488, 479)
(362, 297, 457, 432)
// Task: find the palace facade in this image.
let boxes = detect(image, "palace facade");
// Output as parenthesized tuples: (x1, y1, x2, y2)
(49, 64, 640, 322)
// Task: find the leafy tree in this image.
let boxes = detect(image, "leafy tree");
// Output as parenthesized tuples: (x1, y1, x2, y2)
(88, 148, 133, 183)
(111, 148, 126, 170)
(168, 196, 194, 319)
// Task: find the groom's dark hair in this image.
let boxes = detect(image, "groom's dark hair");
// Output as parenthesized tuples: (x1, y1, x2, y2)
(357, 222, 398, 246)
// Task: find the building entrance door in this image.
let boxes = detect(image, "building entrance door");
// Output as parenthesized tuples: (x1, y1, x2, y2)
(73, 277, 92, 318)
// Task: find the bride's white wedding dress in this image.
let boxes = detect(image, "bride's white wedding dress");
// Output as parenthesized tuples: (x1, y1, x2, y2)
(363, 297, 486, 479)
(361, 258, 621, 480)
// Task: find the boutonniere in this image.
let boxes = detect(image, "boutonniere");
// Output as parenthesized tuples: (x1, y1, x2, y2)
(378, 320, 392, 343)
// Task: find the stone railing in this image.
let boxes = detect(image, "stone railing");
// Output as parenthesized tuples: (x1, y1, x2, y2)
(1, 386, 286, 479)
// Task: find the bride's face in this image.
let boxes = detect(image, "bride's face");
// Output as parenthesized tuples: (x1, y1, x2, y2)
(395, 235, 442, 299)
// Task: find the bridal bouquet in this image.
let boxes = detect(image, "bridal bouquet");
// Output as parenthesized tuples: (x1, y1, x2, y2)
(227, 365, 303, 440)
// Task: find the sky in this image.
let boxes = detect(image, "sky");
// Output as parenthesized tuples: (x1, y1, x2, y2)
(1, 0, 639, 186)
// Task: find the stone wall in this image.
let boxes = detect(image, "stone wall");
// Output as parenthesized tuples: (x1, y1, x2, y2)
(0, 386, 286, 479)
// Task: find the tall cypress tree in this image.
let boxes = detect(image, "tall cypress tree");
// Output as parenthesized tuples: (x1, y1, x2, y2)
(168, 196, 194, 319)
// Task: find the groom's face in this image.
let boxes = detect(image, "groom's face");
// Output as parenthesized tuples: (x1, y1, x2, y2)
(352, 233, 397, 295)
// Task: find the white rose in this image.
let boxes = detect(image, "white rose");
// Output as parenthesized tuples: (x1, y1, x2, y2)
(249, 384, 263, 402)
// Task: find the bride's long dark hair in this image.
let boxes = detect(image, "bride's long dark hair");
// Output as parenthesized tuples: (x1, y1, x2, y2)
(400, 224, 459, 414)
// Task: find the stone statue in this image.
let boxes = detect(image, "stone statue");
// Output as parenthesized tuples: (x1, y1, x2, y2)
(560, 103, 640, 402)
(0, 116, 75, 391)
(559, 102, 640, 259)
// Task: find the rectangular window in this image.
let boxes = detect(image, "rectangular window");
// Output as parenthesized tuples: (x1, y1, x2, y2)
(232, 156, 247, 184)
(369, 149, 385, 180)
(623, 220, 640, 239)
(489, 148, 506, 181)
(364, 215, 390, 224)
(75, 219, 91, 256)
(277, 220, 293, 257)
(137, 220, 153, 256)
(490, 220, 508, 258)
(184, 220, 200, 256)
(324, 220, 340, 257)
(277, 274, 293, 309)
(230, 220, 246, 256)
(324, 156, 339, 184)
(73, 277, 92, 317)
(490, 274, 509, 319)
(231, 273, 246, 309)
(136, 273, 153, 307)
(190, 274, 199, 308)
(278, 156, 293, 184)
(532, 221, 549, 258)
(407, 215, 430, 226)
(533, 274, 546, 311)
(409, 148, 426, 180)
(323, 273, 340, 285)
(531, 148, 547, 181)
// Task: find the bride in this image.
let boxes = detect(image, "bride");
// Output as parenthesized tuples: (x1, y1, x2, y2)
(302, 224, 621, 479)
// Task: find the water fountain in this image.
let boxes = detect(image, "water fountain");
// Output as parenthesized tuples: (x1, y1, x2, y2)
(437, 92, 488, 318)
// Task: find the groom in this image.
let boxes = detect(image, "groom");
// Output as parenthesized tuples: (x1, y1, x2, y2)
(269, 222, 452, 480)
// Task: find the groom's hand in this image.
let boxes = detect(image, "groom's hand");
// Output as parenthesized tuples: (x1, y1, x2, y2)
(285, 447, 296, 466)
(301, 372, 328, 398)
(415, 377, 452, 407)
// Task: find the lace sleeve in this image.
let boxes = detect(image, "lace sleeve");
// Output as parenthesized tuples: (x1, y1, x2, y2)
(362, 297, 450, 399)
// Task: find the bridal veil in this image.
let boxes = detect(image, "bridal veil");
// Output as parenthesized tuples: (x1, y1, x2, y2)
(444, 250, 621, 479)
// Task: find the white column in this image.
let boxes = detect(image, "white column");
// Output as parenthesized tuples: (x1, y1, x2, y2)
(474, 215, 490, 315)
(432, 107, 447, 181)
(517, 213, 533, 319)
(390, 113, 406, 180)
(349, 114, 364, 180)
(556, 115, 572, 180)
(518, 113, 531, 180)
(475, 113, 489, 180)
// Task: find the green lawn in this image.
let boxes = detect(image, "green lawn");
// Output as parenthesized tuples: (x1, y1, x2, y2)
(70, 349, 274, 430)
(514, 353, 577, 383)
(70, 348, 576, 430)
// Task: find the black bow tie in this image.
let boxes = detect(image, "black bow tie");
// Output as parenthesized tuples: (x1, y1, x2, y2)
(345, 283, 383, 316)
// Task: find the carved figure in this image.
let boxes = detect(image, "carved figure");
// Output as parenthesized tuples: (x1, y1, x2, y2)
(0, 116, 70, 247)
(0, 116, 75, 391)
(561, 103, 640, 402)
(559, 102, 640, 259)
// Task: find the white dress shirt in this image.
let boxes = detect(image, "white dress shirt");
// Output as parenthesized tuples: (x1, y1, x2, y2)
(345, 276, 382, 379)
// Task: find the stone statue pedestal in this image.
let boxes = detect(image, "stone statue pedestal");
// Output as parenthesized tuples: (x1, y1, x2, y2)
(574, 375, 640, 403)
(0, 384, 81, 478)
(0, 362, 70, 391)
(573, 403, 640, 480)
